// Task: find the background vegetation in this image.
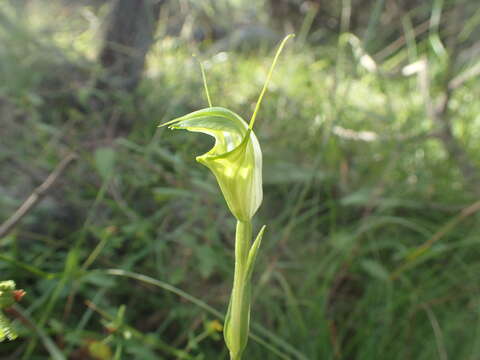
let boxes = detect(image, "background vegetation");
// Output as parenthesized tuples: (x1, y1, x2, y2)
(1, 0, 480, 359)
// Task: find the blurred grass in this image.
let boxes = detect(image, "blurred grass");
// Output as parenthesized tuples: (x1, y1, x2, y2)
(1, 0, 480, 359)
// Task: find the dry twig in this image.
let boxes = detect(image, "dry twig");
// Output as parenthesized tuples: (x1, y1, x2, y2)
(0, 153, 77, 238)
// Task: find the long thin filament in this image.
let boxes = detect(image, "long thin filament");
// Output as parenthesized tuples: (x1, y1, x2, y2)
(248, 34, 294, 129)
(200, 60, 213, 107)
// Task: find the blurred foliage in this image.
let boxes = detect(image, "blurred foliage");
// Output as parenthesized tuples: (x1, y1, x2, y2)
(1, 0, 480, 359)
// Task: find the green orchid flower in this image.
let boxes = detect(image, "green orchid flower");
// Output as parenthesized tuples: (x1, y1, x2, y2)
(164, 107, 262, 221)
(161, 34, 293, 360)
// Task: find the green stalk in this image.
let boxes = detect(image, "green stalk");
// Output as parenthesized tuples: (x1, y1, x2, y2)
(225, 220, 252, 360)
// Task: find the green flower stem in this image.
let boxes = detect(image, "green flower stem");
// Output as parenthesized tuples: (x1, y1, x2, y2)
(227, 220, 252, 360)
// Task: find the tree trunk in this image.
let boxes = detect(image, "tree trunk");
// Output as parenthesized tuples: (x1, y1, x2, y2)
(98, 0, 163, 93)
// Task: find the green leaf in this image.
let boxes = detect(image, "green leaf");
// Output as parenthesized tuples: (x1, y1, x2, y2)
(361, 259, 390, 281)
(153, 187, 192, 202)
(245, 225, 267, 282)
(197, 244, 218, 279)
(94, 147, 116, 181)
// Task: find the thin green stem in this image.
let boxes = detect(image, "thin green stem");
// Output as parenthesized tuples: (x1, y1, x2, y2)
(225, 220, 252, 360)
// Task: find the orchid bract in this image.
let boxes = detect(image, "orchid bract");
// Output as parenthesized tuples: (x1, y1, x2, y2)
(160, 34, 293, 360)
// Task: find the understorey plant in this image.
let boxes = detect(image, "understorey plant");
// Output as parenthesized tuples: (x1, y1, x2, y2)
(0, 280, 26, 342)
(161, 34, 293, 359)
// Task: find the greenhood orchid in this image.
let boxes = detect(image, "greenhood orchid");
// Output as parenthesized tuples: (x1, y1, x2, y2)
(160, 34, 293, 360)
(163, 107, 262, 221)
